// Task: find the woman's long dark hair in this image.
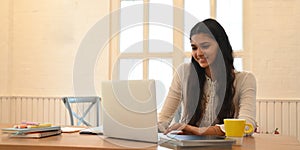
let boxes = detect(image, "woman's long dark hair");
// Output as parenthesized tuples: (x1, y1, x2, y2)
(188, 18, 236, 126)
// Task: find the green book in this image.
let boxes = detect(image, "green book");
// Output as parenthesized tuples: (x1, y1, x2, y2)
(9, 130, 62, 138)
(2, 126, 61, 135)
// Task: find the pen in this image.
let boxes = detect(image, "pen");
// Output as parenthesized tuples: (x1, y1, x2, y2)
(21, 121, 40, 125)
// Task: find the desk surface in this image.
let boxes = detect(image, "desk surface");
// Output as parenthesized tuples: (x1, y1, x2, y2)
(0, 124, 299, 150)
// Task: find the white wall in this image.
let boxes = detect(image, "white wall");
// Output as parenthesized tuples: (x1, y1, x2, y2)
(1, 0, 110, 97)
(0, 0, 10, 96)
(245, 0, 300, 99)
(1, 0, 300, 99)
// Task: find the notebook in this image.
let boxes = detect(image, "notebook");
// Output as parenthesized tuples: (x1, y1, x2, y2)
(101, 80, 158, 143)
(159, 133, 236, 147)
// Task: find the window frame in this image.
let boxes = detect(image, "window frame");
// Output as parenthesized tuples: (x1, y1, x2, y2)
(109, 0, 245, 80)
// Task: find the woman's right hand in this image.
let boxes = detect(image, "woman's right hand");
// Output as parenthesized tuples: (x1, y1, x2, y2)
(157, 122, 169, 133)
(163, 123, 225, 136)
(163, 123, 187, 135)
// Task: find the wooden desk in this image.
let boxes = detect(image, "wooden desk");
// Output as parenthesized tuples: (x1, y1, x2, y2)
(0, 124, 299, 150)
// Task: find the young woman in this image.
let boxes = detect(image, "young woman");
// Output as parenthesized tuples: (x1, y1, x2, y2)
(158, 18, 257, 136)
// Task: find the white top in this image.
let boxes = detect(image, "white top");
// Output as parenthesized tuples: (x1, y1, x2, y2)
(158, 63, 257, 129)
(201, 75, 218, 127)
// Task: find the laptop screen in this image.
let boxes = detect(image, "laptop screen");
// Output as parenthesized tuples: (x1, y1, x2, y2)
(101, 80, 158, 143)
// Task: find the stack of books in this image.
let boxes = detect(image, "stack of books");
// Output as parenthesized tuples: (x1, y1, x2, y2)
(1, 122, 61, 138)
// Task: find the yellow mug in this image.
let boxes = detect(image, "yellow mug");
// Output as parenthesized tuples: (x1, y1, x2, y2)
(224, 119, 253, 137)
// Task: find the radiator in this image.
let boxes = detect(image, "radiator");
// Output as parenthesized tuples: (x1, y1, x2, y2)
(0, 97, 299, 140)
(256, 98, 300, 141)
(0, 96, 99, 126)
(0, 96, 70, 125)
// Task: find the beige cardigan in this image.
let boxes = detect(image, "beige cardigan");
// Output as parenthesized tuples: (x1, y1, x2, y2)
(158, 63, 257, 129)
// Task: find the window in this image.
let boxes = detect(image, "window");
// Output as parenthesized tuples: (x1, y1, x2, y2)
(183, 0, 244, 71)
(216, 0, 243, 51)
(110, 0, 244, 106)
(184, 0, 210, 52)
(216, 0, 244, 71)
(114, 0, 175, 108)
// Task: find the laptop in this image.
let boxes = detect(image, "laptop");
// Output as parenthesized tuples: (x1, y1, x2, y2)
(101, 80, 158, 143)
(101, 80, 236, 147)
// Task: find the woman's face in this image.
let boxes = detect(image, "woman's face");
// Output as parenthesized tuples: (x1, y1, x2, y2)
(190, 33, 219, 68)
